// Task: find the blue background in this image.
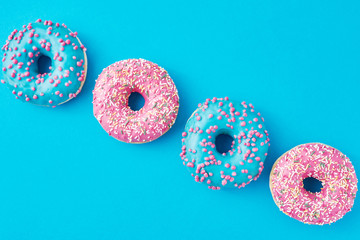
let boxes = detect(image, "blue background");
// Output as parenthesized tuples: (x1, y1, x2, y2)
(0, 0, 359, 239)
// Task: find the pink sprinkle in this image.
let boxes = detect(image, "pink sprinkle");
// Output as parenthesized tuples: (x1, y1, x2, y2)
(187, 162, 194, 168)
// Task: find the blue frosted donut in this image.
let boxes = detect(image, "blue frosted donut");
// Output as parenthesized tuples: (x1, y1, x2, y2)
(1, 19, 87, 107)
(180, 97, 270, 190)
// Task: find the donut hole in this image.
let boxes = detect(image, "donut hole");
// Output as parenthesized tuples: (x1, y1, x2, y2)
(303, 177, 323, 193)
(215, 133, 234, 154)
(37, 55, 52, 74)
(128, 92, 145, 111)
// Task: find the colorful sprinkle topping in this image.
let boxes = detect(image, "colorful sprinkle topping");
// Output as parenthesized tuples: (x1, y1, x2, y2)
(270, 143, 358, 225)
(1, 19, 87, 106)
(93, 59, 179, 143)
(180, 97, 270, 190)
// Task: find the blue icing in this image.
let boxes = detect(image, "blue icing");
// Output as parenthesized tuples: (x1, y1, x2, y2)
(1, 20, 87, 106)
(180, 97, 270, 189)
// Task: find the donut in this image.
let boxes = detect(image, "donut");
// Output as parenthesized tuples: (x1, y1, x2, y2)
(180, 97, 270, 190)
(270, 143, 358, 225)
(1, 19, 87, 107)
(93, 58, 179, 143)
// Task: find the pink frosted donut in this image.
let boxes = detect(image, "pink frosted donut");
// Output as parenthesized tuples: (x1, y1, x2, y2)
(270, 143, 358, 225)
(93, 59, 179, 143)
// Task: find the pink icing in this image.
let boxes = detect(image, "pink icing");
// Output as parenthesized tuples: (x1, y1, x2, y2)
(270, 143, 358, 225)
(93, 59, 179, 143)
